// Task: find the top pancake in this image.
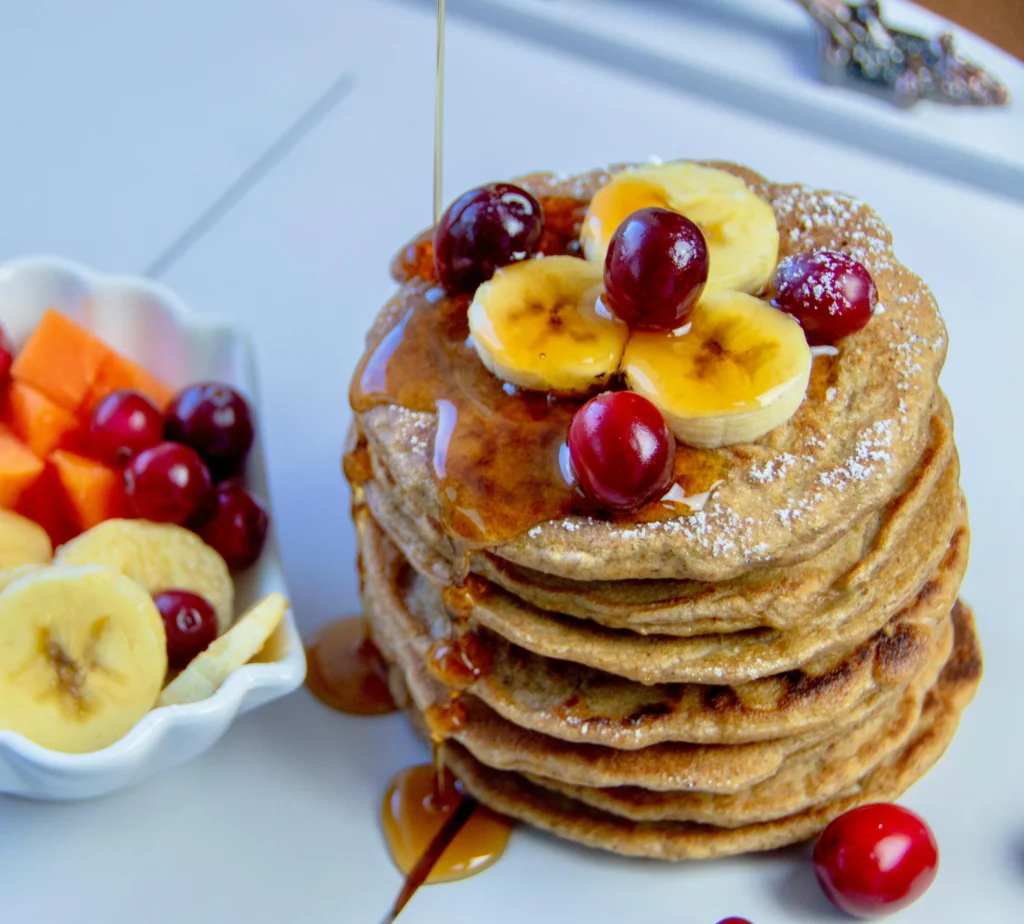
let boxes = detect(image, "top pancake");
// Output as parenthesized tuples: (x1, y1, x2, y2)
(354, 162, 948, 582)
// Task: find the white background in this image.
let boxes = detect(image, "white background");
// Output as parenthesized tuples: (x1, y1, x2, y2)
(1, 1, 1022, 921)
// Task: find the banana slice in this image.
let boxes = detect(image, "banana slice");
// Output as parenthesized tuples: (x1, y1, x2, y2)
(581, 162, 779, 294)
(624, 291, 812, 448)
(157, 593, 289, 707)
(0, 565, 44, 593)
(56, 520, 234, 634)
(0, 565, 166, 753)
(0, 509, 52, 569)
(468, 255, 628, 394)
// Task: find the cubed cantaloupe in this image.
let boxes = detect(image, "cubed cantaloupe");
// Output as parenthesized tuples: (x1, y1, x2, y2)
(49, 450, 125, 530)
(85, 351, 175, 413)
(0, 425, 46, 508)
(4, 380, 81, 457)
(10, 309, 114, 413)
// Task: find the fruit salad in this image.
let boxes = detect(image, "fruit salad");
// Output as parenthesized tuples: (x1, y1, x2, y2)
(0, 308, 287, 753)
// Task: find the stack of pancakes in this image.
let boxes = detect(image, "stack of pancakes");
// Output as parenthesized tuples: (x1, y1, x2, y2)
(347, 164, 982, 859)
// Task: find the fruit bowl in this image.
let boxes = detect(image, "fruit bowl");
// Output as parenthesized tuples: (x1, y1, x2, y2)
(0, 255, 306, 800)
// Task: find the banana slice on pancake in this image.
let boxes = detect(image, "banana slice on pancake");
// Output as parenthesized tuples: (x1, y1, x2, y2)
(581, 162, 779, 295)
(468, 255, 628, 395)
(624, 291, 812, 448)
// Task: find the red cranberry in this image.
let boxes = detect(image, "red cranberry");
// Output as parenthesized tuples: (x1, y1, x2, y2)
(814, 803, 939, 918)
(773, 250, 876, 345)
(165, 383, 254, 480)
(603, 207, 709, 330)
(154, 590, 218, 670)
(434, 183, 544, 292)
(0, 324, 14, 383)
(89, 390, 164, 465)
(568, 392, 675, 513)
(196, 482, 268, 570)
(124, 442, 212, 524)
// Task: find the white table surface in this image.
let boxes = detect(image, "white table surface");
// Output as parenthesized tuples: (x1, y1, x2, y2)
(2, 1, 1023, 922)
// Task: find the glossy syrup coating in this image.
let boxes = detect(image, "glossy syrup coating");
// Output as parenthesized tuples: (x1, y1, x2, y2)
(124, 442, 213, 525)
(603, 207, 709, 330)
(568, 391, 676, 513)
(89, 389, 164, 465)
(433, 183, 544, 292)
(813, 803, 939, 918)
(773, 249, 876, 345)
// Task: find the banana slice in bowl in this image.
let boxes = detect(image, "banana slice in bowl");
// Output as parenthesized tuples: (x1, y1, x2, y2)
(468, 255, 628, 395)
(624, 291, 812, 449)
(56, 519, 234, 634)
(581, 162, 779, 295)
(0, 566, 167, 754)
(0, 509, 53, 569)
(159, 593, 289, 708)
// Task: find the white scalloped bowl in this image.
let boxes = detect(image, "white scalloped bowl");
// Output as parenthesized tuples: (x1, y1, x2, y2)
(0, 256, 306, 800)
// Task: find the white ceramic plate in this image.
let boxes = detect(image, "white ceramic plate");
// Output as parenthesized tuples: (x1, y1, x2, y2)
(0, 255, 306, 801)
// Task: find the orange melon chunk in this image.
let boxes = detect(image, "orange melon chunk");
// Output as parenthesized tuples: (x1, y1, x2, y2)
(10, 309, 114, 413)
(0, 425, 45, 508)
(85, 351, 175, 413)
(49, 450, 125, 530)
(4, 380, 81, 457)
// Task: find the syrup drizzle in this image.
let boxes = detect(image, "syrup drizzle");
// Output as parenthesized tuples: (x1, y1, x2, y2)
(433, 0, 446, 224)
(350, 289, 725, 546)
(379, 764, 512, 923)
(304, 616, 397, 716)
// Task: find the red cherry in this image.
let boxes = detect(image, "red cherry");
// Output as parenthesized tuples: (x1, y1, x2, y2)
(89, 390, 164, 465)
(165, 383, 255, 480)
(154, 590, 218, 670)
(773, 250, 876, 345)
(0, 324, 14, 383)
(124, 442, 212, 524)
(813, 803, 939, 918)
(568, 391, 675, 513)
(434, 183, 544, 292)
(603, 207, 709, 331)
(716, 918, 753, 924)
(196, 482, 268, 570)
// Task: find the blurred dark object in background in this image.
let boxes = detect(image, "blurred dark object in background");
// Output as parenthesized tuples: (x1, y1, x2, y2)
(798, 0, 1008, 106)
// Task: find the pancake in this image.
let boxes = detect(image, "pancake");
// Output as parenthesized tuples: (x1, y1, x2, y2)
(524, 627, 949, 826)
(363, 460, 965, 686)
(361, 506, 963, 746)
(439, 601, 981, 859)
(353, 162, 947, 583)
(373, 590, 907, 795)
(361, 398, 956, 641)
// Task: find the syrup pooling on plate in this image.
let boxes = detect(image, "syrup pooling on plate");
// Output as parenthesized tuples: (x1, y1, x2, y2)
(382, 764, 513, 884)
(304, 616, 397, 715)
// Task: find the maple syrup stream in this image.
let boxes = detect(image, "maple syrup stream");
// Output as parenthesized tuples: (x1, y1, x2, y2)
(312, 6, 511, 920)
(324, 0, 730, 912)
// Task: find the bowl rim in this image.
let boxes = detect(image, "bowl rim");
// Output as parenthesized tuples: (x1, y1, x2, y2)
(0, 254, 306, 773)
